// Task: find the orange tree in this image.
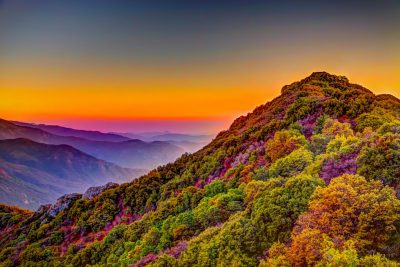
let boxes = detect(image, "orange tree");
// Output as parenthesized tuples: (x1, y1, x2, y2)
(285, 174, 400, 265)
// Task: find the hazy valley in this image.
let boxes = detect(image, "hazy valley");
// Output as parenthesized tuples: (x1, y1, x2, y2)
(0, 119, 210, 210)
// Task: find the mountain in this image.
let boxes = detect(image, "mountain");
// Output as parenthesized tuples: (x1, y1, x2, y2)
(118, 132, 214, 153)
(0, 138, 144, 210)
(73, 139, 185, 169)
(141, 132, 212, 143)
(0, 120, 184, 169)
(1, 72, 400, 266)
(147, 133, 213, 152)
(167, 140, 206, 153)
(12, 121, 131, 142)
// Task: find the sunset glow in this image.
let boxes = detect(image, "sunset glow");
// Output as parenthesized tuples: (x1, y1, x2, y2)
(1, 0, 399, 133)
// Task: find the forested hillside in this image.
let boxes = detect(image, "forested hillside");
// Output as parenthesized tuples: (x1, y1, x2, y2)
(1, 72, 399, 266)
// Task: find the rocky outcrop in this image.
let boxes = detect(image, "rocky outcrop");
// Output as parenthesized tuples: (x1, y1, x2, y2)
(82, 182, 118, 200)
(47, 193, 81, 217)
(35, 182, 118, 218)
(36, 204, 51, 214)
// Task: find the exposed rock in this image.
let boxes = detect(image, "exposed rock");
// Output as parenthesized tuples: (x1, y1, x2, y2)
(47, 193, 81, 217)
(36, 204, 51, 214)
(82, 182, 118, 200)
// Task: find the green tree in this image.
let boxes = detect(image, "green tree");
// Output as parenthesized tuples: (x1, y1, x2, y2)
(357, 134, 400, 186)
(268, 148, 314, 178)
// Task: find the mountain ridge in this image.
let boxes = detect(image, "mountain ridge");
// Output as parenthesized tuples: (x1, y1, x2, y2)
(1, 72, 399, 266)
(12, 121, 131, 142)
(0, 138, 145, 210)
(0, 119, 184, 169)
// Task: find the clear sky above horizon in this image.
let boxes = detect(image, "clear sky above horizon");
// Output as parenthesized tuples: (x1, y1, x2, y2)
(1, 0, 399, 134)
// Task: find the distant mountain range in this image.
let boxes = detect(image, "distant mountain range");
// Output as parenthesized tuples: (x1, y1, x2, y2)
(118, 131, 212, 142)
(0, 138, 144, 210)
(0, 119, 210, 210)
(0, 119, 185, 169)
(116, 132, 213, 152)
(13, 121, 131, 142)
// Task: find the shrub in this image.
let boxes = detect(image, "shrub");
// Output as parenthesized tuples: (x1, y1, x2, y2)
(268, 148, 314, 178)
(265, 129, 308, 163)
(205, 180, 226, 197)
(357, 134, 400, 186)
(322, 118, 353, 137)
(286, 97, 320, 123)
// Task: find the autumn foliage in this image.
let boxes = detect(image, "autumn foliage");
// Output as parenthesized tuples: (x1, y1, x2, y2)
(1, 72, 400, 266)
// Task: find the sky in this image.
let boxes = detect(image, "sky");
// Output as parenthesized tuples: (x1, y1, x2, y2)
(1, 0, 399, 134)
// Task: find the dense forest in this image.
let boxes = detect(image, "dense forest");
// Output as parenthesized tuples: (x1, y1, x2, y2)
(1, 72, 399, 266)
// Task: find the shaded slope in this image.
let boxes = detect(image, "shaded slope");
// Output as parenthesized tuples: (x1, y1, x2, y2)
(0, 138, 144, 210)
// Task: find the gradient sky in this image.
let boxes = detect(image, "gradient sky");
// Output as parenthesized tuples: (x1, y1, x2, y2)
(1, 0, 399, 134)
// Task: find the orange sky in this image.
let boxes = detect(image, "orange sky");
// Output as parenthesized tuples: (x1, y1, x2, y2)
(1, 65, 399, 126)
(1, 1, 399, 133)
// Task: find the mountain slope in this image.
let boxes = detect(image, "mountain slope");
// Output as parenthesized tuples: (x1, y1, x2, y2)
(0, 138, 144, 210)
(1, 72, 400, 266)
(0, 120, 184, 169)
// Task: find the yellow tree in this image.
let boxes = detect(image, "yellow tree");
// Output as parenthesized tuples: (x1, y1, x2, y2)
(285, 174, 400, 266)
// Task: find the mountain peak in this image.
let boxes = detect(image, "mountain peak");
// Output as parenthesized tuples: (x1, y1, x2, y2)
(227, 72, 377, 134)
(281, 71, 350, 95)
(307, 71, 349, 82)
